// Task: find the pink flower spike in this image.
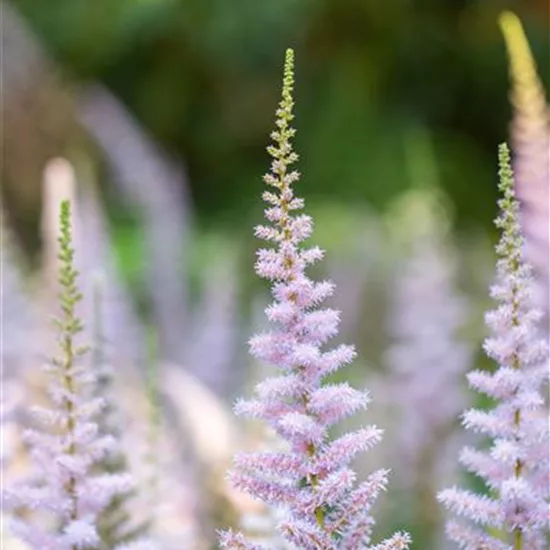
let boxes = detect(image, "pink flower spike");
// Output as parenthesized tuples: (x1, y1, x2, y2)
(221, 49, 409, 549)
(438, 144, 550, 547)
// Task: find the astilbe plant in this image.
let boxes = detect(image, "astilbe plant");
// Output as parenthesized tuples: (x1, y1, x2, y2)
(90, 275, 152, 549)
(78, 178, 148, 371)
(118, 360, 197, 549)
(237, 424, 294, 550)
(384, 197, 470, 479)
(2, 200, 145, 550)
(499, 11, 550, 313)
(438, 144, 549, 550)
(220, 48, 410, 550)
(384, 233, 471, 546)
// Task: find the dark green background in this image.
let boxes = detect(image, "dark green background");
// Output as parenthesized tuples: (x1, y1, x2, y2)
(11, 0, 550, 231)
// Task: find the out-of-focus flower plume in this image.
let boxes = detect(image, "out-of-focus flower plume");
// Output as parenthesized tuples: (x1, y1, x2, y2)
(1, 207, 38, 378)
(3, 200, 137, 549)
(77, 86, 192, 365)
(499, 11, 550, 313)
(384, 220, 472, 546)
(90, 274, 152, 549)
(382, 131, 473, 545)
(185, 250, 241, 398)
(77, 171, 148, 372)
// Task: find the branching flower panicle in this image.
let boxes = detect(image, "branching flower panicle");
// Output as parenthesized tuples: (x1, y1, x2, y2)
(2, 200, 137, 550)
(220, 49, 410, 550)
(438, 144, 549, 550)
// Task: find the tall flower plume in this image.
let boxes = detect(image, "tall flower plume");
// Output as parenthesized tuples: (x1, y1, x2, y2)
(499, 11, 550, 311)
(384, 232, 471, 546)
(2, 200, 136, 550)
(438, 143, 549, 550)
(90, 275, 152, 549)
(220, 48, 410, 550)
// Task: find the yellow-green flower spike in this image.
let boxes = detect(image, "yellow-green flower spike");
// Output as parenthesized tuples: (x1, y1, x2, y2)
(498, 11, 548, 131)
(498, 10, 549, 294)
(57, 200, 84, 336)
(282, 48, 295, 110)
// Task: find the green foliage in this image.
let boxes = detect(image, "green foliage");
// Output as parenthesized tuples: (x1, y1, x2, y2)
(11, 0, 549, 230)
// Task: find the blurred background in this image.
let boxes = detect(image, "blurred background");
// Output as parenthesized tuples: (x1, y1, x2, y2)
(1, 0, 549, 549)
(3, 0, 549, 244)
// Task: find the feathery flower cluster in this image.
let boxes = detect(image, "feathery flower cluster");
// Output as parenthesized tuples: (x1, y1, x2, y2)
(383, 232, 471, 547)
(385, 236, 470, 476)
(90, 275, 151, 549)
(438, 144, 549, 549)
(220, 49, 410, 550)
(237, 426, 295, 550)
(2, 200, 143, 550)
(499, 11, 550, 309)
